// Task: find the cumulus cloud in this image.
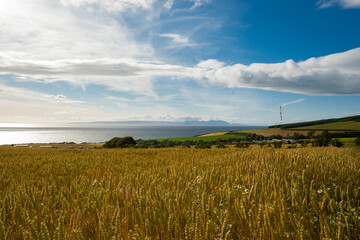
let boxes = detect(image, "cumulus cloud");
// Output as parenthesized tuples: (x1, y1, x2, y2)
(1, 48, 360, 95)
(0, 55, 195, 95)
(197, 48, 360, 95)
(317, 0, 360, 8)
(0, 0, 359, 97)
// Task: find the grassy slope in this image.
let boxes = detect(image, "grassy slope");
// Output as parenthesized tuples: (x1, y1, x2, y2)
(270, 115, 360, 129)
(292, 121, 360, 131)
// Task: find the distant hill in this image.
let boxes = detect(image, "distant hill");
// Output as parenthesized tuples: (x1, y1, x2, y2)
(269, 115, 360, 131)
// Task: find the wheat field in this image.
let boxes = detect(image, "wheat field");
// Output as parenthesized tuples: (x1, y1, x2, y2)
(0, 146, 359, 239)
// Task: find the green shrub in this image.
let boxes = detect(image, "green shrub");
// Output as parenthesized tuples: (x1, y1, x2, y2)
(103, 136, 137, 148)
(273, 141, 282, 148)
(216, 143, 227, 148)
(236, 142, 250, 148)
(300, 140, 309, 147)
(355, 136, 360, 146)
(331, 139, 343, 148)
(195, 143, 211, 149)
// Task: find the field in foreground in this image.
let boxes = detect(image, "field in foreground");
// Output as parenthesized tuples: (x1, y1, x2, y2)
(0, 147, 360, 239)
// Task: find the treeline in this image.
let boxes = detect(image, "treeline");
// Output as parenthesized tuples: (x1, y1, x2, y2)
(102, 134, 261, 149)
(269, 115, 360, 129)
(135, 138, 253, 149)
(273, 131, 360, 140)
(102, 133, 360, 149)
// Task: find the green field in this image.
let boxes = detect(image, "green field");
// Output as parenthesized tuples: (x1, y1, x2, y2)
(233, 129, 267, 133)
(1, 146, 359, 239)
(292, 121, 360, 131)
(337, 137, 357, 142)
(157, 134, 246, 142)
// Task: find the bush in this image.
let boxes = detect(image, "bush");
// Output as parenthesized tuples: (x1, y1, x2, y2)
(273, 141, 283, 149)
(355, 136, 360, 147)
(216, 143, 227, 148)
(300, 140, 310, 147)
(103, 136, 137, 148)
(195, 143, 212, 149)
(236, 142, 250, 148)
(331, 139, 343, 148)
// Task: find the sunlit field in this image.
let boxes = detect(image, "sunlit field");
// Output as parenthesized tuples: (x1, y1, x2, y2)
(0, 146, 359, 239)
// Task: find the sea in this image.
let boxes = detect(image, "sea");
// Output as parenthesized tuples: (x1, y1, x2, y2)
(0, 125, 265, 145)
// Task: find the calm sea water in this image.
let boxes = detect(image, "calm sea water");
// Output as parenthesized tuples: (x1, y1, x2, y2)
(0, 125, 264, 145)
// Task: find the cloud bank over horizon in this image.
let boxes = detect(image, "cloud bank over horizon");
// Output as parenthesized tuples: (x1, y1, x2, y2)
(1, 48, 360, 95)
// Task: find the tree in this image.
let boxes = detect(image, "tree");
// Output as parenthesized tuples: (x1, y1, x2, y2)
(312, 131, 331, 147)
(103, 136, 136, 148)
(306, 130, 315, 139)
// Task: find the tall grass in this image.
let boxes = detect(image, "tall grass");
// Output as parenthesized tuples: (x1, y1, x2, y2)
(0, 147, 359, 239)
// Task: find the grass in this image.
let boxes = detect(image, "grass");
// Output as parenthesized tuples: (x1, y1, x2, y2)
(293, 121, 360, 131)
(337, 137, 357, 142)
(157, 134, 246, 142)
(0, 146, 360, 239)
(233, 129, 267, 133)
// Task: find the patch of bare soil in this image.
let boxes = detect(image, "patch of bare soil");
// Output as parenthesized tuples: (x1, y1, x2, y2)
(198, 132, 229, 137)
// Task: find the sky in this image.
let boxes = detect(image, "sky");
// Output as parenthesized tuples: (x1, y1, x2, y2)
(0, 0, 359, 126)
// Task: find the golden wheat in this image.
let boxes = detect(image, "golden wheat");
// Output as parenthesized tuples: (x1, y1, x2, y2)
(0, 146, 359, 239)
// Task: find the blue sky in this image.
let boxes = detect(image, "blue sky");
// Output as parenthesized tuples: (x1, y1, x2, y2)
(0, 0, 359, 125)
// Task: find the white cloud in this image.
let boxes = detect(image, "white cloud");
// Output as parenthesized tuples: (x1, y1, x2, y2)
(1, 48, 360, 96)
(107, 95, 132, 102)
(164, 0, 174, 9)
(194, 103, 234, 111)
(0, 0, 359, 98)
(0, 55, 195, 95)
(0, 83, 85, 104)
(197, 48, 360, 95)
(282, 98, 306, 107)
(317, 0, 360, 8)
(159, 33, 189, 44)
(197, 59, 224, 69)
(60, 0, 156, 12)
(190, 0, 210, 9)
(0, 0, 153, 61)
